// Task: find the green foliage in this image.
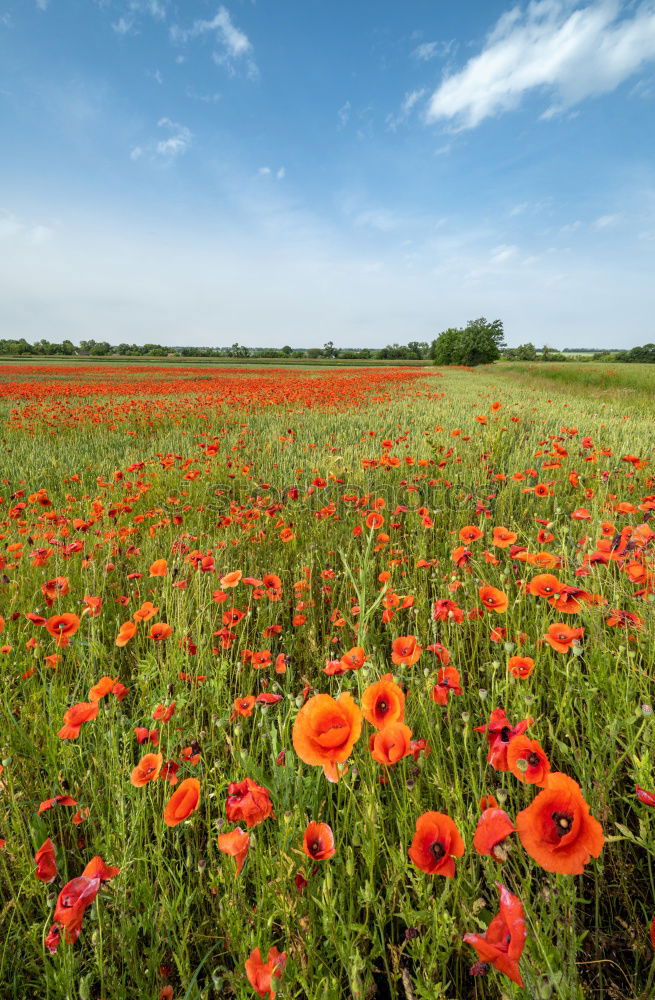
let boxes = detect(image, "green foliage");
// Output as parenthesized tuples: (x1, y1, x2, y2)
(432, 318, 505, 366)
(615, 343, 655, 363)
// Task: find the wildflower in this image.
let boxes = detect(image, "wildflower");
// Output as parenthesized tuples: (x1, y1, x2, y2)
(225, 778, 274, 828)
(303, 821, 335, 861)
(45, 613, 80, 648)
(35, 838, 58, 882)
(475, 708, 533, 772)
(130, 753, 163, 787)
(164, 778, 200, 827)
(361, 674, 405, 729)
(391, 635, 422, 666)
(507, 656, 534, 679)
(292, 692, 362, 782)
(515, 772, 604, 874)
(431, 667, 462, 705)
(507, 737, 550, 786)
(408, 811, 465, 876)
(473, 809, 516, 862)
(217, 827, 250, 876)
(369, 722, 413, 766)
(464, 883, 527, 987)
(479, 586, 508, 613)
(245, 946, 286, 999)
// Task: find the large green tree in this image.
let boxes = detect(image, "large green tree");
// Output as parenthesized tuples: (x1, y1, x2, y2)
(432, 318, 505, 366)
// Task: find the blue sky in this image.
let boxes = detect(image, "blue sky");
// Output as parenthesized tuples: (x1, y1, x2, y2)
(1, 0, 654, 348)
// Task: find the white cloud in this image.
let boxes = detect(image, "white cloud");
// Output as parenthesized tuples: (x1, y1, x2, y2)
(258, 166, 286, 181)
(113, 16, 133, 35)
(155, 117, 192, 157)
(426, 1, 655, 129)
(130, 145, 143, 161)
(171, 6, 257, 78)
(412, 39, 455, 61)
(490, 243, 518, 263)
(0, 211, 55, 246)
(387, 88, 426, 129)
(338, 100, 351, 128)
(593, 212, 622, 228)
(510, 202, 530, 216)
(111, 1, 168, 34)
(185, 87, 221, 103)
(35, 0, 49, 9)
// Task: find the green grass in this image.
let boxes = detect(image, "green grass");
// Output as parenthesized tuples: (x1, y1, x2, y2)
(495, 361, 655, 403)
(0, 365, 654, 1000)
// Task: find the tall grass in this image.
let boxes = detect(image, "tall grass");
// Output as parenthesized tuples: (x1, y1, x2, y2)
(0, 366, 654, 999)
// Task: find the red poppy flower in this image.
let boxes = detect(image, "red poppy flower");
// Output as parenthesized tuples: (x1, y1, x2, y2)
(507, 656, 534, 679)
(361, 674, 405, 729)
(35, 838, 58, 882)
(543, 623, 584, 653)
(164, 777, 200, 828)
(408, 811, 465, 876)
(515, 772, 604, 874)
(507, 736, 551, 786)
(225, 778, 274, 828)
(245, 946, 286, 999)
(475, 709, 533, 772)
(218, 827, 250, 876)
(58, 701, 99, 741)
(340, 646, 366, 671)
(292, 692, 362, 782)
(369, 722, 413, 766)
(479, 586, 508, 614)
(636, 785, 655, 807)
(431, 667, 462, 705)
(464, 883, 527, 986)
(473, 809, 515, 862)
(148, 622, 172, 641)
(391, 635, 422, 666)
(45, 613, 80, 648)
(38, 795, 78, 815)
(302, 821, 335, 861)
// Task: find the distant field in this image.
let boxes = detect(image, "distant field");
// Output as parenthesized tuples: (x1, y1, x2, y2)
(496, 360, 655, 402)
(0, 355, 432, 367)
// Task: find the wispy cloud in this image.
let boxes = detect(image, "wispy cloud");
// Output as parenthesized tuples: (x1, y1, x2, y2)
(387, 88, 426, 130)
(426, 1, 655, 129)
(156, 117, 192, 157)
(130, 118, 192, 161)
(412, 39, 455, 62)
(593, 212, 622, 229)
(0, 211, 54, 245)
(35, 0, 49, 10)
(111, 0, 168, 35)
(171, 6, 258, 78)
(258, 166, 286, 181)
(337, 100, 351, 128)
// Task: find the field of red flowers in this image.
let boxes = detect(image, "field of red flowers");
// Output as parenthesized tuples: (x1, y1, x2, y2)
(0, 362, 654, 1000)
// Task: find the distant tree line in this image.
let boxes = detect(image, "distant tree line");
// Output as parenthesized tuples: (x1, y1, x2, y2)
(0, 337, 432, 361)
(0, 334, 650, 364)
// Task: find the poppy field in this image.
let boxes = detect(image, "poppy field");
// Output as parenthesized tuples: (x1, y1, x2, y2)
(1, 361, 654, 1000)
